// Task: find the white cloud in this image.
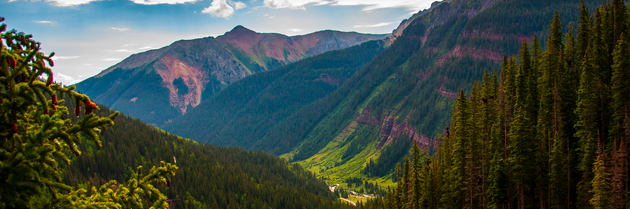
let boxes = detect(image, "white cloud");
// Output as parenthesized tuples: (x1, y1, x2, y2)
(354, 22, 395, 28)
(203, 0, 235, 19)
(56, 73, 82, 84)
(105, 49, 136, 53)
(111, 27, 130, 32)
(263, 0, 321, 9)
(233, 1, 246, 10)
(44, 0, 99, 7)
(288, 29, 303, 32)
(33, 20, 57, 25)
(51, 56, 80, 60)
(263, 0, 435, 12)
(129, 0, 199, 5)
(138, 46, 155, 50)
(103, 58, 122, 61)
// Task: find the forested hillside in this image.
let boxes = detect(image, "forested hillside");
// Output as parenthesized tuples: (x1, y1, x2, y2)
(285, 0, 602, 184)
(381, 1, 630, 208)
(61, 102, 359, 209)
(163, 0, 604, 186)
(164, 39, 385, 154)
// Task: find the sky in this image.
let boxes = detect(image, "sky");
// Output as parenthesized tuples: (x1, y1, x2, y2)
(1, 0, 438, 84)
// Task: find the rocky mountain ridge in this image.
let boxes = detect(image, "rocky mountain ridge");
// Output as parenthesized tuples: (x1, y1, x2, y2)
(76, 27, 387, 126)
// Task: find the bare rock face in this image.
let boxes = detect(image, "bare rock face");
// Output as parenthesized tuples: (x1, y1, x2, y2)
(76, 26, 388, 126)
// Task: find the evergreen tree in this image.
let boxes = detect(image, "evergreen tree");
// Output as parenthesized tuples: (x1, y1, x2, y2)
(612, 0, 627, 41)
(411, 144, 421, 209)
(488, 129, 507, 209)
(402, 156, 411, 209)
(446, 90, 469, 209)
(575, 42, 602, 208)
(610, 142, 627, 209)
(0, 18, 177, 208)
(508, 106, 531, 209)
(590, 154, 611, 209)
(577, 1, 592, 60)
(395, 163, 403, 209)
(609, 33, 630, 209)
(611, 34, 630, 156)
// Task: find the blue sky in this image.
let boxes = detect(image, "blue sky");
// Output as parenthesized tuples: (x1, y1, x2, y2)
(1, 0, 437, 84)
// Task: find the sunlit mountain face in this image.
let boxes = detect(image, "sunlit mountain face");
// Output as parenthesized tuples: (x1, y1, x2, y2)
(74, 25, 387, 126)
(1, 0, 431, 85)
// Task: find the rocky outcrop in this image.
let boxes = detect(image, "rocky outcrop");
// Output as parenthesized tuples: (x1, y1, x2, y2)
(436, 45, 503, 66)
(355, 107, 436, 151)
(155, 55, 208, 114)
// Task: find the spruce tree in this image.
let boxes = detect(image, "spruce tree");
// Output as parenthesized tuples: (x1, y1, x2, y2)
(508, 106, 531, 209)
(577, 1, 592, 60)
(610, 142, 627, 209)
(590, 154, 611, 209)
(609, 34, 629, 209)
(395, 162, 404, 209)
(611, 34, 630, 156)
(402, 156, 411, 208)
(0, 18, 177, 208)
(612, 0, 628, 42)
(411, 143, 422, 209)
(488, 129, 507, 209)
(575, 42, 602, 208)
(447, 90, 469, 209)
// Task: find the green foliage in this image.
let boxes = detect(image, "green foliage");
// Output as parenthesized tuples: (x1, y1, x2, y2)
(0, 18, 176, 208)
(590, 155, 611, 209)
(166, 39, 386, 155)
(62, 103, 357, 209)
(362, 137, 412, 178)
(380, 1, 630, 208)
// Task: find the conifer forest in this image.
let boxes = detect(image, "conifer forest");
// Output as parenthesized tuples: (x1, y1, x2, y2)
(3, 0, 630, 208)
(380, 1, 630, 208)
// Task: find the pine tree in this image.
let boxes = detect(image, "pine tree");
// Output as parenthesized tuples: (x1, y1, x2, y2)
(611, 33, 630, 156)
(488, 128, 507, 209)
(395, 162, 404, 209)
(610, 142, 627, 209)
(538, 12, 567, 208)
(446, 90, 469, 209)
(402, 156, 411, 209)
(590, 154, 611, 209)
(577, 1, 592, 60)
(612, 0, 627, 42)
(0, 18, 177, 208)
(508, 106, 531, 209)
(609, 34, 630, 209)
(575, 42, 602, 208)
(411, 143, 422, 209)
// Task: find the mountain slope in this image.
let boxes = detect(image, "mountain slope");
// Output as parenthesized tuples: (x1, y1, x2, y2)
(166, 0, 603, 184)
(164, 39, 386, 154)
(286, 0, 602, 183)
(62, 102, 357, 209)
(75, 27, 387, 126)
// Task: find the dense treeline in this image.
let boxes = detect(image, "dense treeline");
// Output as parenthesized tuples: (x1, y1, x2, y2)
(363, 136, 413, 178)
(290, 0, 596, 168)
(382, 1, 630, 208)
(60, 102, 359, 209)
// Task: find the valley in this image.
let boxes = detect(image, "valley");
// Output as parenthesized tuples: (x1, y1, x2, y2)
(2, 0, 624, 208)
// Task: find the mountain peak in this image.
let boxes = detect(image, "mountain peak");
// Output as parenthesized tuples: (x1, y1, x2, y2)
(228, 25, 257, 35)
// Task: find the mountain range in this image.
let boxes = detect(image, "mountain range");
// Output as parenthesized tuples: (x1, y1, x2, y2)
(75, 27, 387, 126)
(77, 0, 603, 184)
